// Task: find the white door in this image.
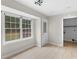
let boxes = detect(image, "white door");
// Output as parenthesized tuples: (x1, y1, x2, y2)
(41, 19, 48, 46)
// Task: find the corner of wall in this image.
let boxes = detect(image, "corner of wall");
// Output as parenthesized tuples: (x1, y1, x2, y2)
(48, 41, 63, 47)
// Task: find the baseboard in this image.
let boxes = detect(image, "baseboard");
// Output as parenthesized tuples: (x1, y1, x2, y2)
(48, 42, 63, 47)
(3, 43, 36, 59)
(42, 41, 49, 47)
(64, 40, 77, 42)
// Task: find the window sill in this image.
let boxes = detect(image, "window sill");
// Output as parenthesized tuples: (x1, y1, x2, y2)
(3, 37, 33, 45)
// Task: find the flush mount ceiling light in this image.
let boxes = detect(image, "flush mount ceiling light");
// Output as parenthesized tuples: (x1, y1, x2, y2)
(34, 0, 43, 6)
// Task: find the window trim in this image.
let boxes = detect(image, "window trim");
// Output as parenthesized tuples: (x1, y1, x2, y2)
(22, 18, 32, 38)
(2, 11, 33, 45)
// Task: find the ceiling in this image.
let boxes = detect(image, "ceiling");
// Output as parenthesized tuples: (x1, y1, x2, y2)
(15, 0, 77, 16)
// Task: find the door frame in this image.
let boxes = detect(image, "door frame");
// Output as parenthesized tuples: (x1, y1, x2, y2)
(63, 17, 77, 46)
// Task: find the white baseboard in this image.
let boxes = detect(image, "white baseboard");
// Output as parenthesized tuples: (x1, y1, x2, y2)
(42, 42, 48, 47)
(3, 43, 36, 59)
(49, 42, 63, 47)
(36, 41, 49, 47)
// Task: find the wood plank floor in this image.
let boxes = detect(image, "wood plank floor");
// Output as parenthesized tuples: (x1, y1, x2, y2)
(7, 41, 77, 59)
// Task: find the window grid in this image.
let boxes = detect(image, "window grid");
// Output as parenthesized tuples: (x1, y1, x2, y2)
(22, 19, 31, 38)
(5, 15, 20, 41)
(5, 15, 32, 42)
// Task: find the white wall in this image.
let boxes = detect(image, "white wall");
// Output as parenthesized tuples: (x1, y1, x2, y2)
(48, 16, 63, 47)
(62, 11, 77, 19)
(35, 18, 42, 47)
(2, 39, 35, 58)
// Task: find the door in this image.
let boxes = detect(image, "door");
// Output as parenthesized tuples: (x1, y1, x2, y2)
(41, 19, 48, 46)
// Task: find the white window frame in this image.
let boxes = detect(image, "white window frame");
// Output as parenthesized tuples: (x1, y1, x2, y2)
(21, 17, 33, 40)
(1, 11, 33, 45)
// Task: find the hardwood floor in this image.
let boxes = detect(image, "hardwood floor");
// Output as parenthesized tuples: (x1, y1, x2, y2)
(7, 41, 77, 59)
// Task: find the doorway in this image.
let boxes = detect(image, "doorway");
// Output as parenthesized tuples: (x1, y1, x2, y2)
(63, 17, 77, 46)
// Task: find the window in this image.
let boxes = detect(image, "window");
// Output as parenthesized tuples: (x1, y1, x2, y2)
(4, 13, 32, 42)
(43, 22, 47, 33)
(5, 15, 20, 41)
(22, 19, 31, 38)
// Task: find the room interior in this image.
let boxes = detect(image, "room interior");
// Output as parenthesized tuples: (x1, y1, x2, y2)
(1, 0, 77, 59)
(63, 17, 77, 44)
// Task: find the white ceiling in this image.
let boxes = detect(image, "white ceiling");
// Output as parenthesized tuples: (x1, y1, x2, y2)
(15, 0, 77, 16)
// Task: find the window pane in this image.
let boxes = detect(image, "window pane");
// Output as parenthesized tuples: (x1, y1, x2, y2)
(43, 22, 47, 33)
(11, 29, 16, 35)
(28, 20, 31, 24)
(23, 34, 25, 38)
(10, 34, 15, 40)
(29, 25, 31, 28)
(22, 24, 25, 28)
(28, 29, 31, 32)
(16, 29, 20, 35)
(23, 34, 28, 38)
(16, 29, 20, 39)
(25, 24, 28, 28)
(22, 29, 28, 38)
(26, 20, 28, 24)
(5, 15, 20, 42)
(10, 29, 15, 40)
(5, 16, 10, 22)
(5, 23, 10, 28)
(16, 18, 20, 23)
(23, 29, 26, 34)
(5, 34, 10, 41)
(5, 29, 11, 34)
(11, 23, 15, 28)
(28, 29, 31, 37)
(22, 19, 26, 23)
(11, 17, 15, 22)
(16, 24, 20, 28)
(25, 29, 28, 34)
(5, 29, 11, 41)
(25, 34, 28, 37)
(22, 19, 31, 38)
